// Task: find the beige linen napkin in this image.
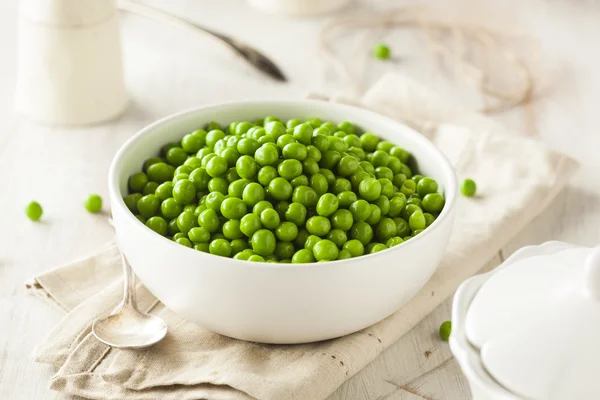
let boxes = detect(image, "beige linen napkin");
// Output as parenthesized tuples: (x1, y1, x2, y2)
(28, 73, 578, 400)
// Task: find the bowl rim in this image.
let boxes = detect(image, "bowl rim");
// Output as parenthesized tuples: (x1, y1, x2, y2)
(108, 99, 457, 269)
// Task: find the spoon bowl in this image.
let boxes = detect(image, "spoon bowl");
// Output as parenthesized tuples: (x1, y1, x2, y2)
(92, 249, 167, 349)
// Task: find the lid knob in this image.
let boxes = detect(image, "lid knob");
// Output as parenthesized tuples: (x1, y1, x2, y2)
(584, 246, 600, 300)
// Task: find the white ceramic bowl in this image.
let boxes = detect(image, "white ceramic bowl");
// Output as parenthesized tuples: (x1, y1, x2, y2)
(108, 100, 457, 344)
(450, 241, 578, 400)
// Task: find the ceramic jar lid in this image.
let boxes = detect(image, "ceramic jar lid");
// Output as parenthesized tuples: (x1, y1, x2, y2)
(465, 246, 600, 399)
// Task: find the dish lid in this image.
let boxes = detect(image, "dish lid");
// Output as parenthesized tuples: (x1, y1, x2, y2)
(465, 246, 600, 400)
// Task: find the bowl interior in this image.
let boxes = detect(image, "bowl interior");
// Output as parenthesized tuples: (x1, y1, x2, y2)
(112, 100, 456, 210)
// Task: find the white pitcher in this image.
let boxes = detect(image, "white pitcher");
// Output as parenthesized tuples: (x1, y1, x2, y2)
(15, 0, 128, 126)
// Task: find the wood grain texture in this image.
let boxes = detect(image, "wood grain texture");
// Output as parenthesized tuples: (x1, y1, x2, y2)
(1, 0, 600, 399)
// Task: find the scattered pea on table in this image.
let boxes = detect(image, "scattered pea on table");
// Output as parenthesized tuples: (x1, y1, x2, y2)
(461, 178, 477, 197)
(373, 43, 391, 60)
(439, 320, 452, 341)
(84, 194, 103, 213)
(25, 201, 43, 221)
(122, 117, 447, 263)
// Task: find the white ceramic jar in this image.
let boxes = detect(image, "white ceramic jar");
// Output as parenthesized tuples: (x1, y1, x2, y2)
(451, 241, 600, 400)
(247, 0, 350, 16)
(15, 0, 128, 126)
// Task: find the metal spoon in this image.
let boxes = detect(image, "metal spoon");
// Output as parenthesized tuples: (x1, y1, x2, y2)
(92, 249, 167, 349)
(119, 0, 287, 82)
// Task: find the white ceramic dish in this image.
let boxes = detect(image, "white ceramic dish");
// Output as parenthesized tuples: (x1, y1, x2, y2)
(108, 100, 457, 344)
(450, 241, 591, 400)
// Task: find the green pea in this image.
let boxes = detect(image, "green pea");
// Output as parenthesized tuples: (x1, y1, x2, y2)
(291, 175, 309, 188)
(334, 191, 356, 209)
(369, 243, 387, 253)
(240, 213, 262, 237)
(251, 229, 276, 256)
(416, 177, 438, 197)
(311, 134, 330, 153)
(316, 193, 339, 217)
(194, 242, 210, 253)
(302, 158, 320, 175)
(242, 182, 265, 207)
(275, 221, 298, 241)
(209, 238, 232, 257)
(319, 168, 336, 186)
(161, 198, 183, 219)
(198, 209, 219, 232)
(260, 208, 280, 230)
(349, 199, 370, 222)
(258, 166, 278, 186)
(360, 133, 379, 152)
(409, 209, 426, 231)
(255, 144, 279, 166)
(282, 142, 307, 161)
(265, 121, 287, 138)
(143, 157, 163, 172)
(388, 196, 406, 217)
(359, 178, 381, 201)
(332, 177, 352, 194)
(235, 155, 258, 180)
(439, 321, 452, 341)
(278, 159, 303, 180)
(365, 204, 381, 225)
(374, 195, 390, 216)
(285, 202, 307, 226)
(222, 219, 243, 239)
(400, 180, 416, 196)
(329, 136, 347, 153)
(386, 236, 404, 247)
(188, 168, 210, 191)
(376, 217, 397, 241)
(412, 174, 424, 184)
(208, 177, 228, 195)
(359, 161, 375, 174)
(129, 172, 148, 193)
(461, 178, 477, 197)
(204, 192, 226, 212)
(342, 239, 364, 257)
(172, 179, 196, 205)
(326, 229, 347, 248)
(335, 155, 359, 176)
(277, 134, 296, 149)
(320, 150, 341, 170)
(306, 145, 322, 162)
(160, 142, 179, 157)
(293, 123, 313, 145)
(275, 241, 295, 259)
(374, 167, 393, 181)
(168, 218, 180, 235)
(175, 237, 193, 248)
(286, 119, 302, 129)
(173, 173, 190, 184)
(137, 194, 160, 218)
(310, 174, 328, 196)
(390, 146, 411, 163)
(349, 222, 374, 246)
(294, 228, 309, 248)
(292, 186, 319, 208)
(188, 226, 211, 243)
(304, 235, 321, 251)
(224, 167, 240, 183)
(230, 238, 249, 255)
(220, 197, 247, 220)
(292, 249, 315, 263)
(306, 216, 331, 236)
(173, 232, 187, 241)
(422, 193, 445, 213)
(424, 213, 435, 227)
(253, 200, 273, 217)
(177, 210, 198, 233)
(268, 177, 293, 201)
(25, 201, 43, 221)
(181, 132, 204, 153)
(146, 216, 167, 236)
(228, 178, 250, 198)
(312, 239, 339, 261)
(165, 147, 187, 168)
(84, 194, 103, 213)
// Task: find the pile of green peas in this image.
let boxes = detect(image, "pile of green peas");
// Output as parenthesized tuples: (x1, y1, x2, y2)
(123, 117, 446, 263)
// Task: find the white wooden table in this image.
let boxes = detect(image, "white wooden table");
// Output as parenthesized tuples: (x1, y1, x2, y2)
(2, 0, 600, 399)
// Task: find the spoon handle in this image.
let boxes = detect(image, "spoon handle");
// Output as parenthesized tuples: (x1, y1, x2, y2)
(118, 0, 286, 82)
(120, 252, 138, 309)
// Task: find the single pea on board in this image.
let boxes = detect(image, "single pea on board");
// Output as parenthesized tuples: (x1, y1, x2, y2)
(84, 194, 103, 213)
(25, 201, 43, 221)
(373, 43, 391, 60)
(439, 320, 452, 341)
(460, 179, 477, 197)
(123, 117, 447, 263)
